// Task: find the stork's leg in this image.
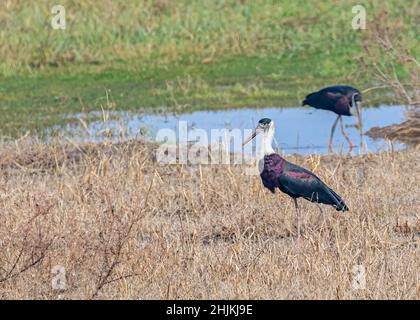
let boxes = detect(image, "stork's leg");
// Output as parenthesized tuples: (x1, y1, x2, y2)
(293, 198, 301, 242)
(339, 116, 355, 150)
(328, 115, 341, 152)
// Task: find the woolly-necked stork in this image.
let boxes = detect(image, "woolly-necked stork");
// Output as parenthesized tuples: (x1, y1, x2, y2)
(302, 85, 362, 151)
(243, 118, 348, 240)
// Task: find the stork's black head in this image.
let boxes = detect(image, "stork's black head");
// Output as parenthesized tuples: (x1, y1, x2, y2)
(258, 118, 272, 128)
(353, 92, 362, 102)
(243, 118, 275, 147)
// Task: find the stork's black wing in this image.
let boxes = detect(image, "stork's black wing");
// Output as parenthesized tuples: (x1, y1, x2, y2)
(302, 86, 347, 108)
(302, 85, 360, 116)
(278, 161, 349, 211)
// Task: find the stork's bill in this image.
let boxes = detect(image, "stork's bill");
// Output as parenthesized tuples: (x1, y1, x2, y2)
(350, 93, 363, 132)
(242, 118, 274, 147)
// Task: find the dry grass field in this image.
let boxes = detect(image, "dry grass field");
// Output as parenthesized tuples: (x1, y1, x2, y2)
(1, 0, 418, 301)
(0, 139, 418, 299)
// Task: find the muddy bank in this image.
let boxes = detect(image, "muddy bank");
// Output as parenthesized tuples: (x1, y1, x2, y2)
(366, 108, 420, 146)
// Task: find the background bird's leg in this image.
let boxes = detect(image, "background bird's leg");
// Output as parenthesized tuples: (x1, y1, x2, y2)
(339, 116, 354, 150)
(293, 198, 301, 242)
(317, 205, 330, 243)
(329, 115, 340, 152)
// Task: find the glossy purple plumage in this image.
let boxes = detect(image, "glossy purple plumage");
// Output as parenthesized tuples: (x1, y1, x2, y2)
(260, 153, 348, 211)
(260, 153, 285, 193)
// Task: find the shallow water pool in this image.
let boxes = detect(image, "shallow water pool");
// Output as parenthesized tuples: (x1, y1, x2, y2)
(56, 105, 407, 155)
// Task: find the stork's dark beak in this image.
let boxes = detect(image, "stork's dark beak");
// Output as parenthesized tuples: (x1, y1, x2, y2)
(355, 101, 362, 133)
(351, 93, 363, 133)
(242, 128, 261, 147)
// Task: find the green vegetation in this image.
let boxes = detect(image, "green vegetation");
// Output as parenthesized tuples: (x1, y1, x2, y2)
(0, 0, 419, 136)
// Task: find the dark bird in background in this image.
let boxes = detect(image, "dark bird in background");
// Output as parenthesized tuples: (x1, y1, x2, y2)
(243, 118, 348, 240)
(302, 85, 363, 152)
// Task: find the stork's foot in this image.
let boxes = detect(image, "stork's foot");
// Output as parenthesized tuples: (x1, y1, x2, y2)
(342, 131, 355, 149)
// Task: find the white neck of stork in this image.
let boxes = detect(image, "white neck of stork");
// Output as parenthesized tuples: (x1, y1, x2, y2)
(242, 118, 277, 156)
(260, 123, 276, 156)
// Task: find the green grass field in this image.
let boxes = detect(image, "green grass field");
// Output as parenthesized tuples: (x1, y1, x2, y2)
(0, 0, 419, 136)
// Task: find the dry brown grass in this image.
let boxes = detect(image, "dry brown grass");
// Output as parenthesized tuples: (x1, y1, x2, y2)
(0, 139, 419, 299)
(362, 9, 420, 145)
